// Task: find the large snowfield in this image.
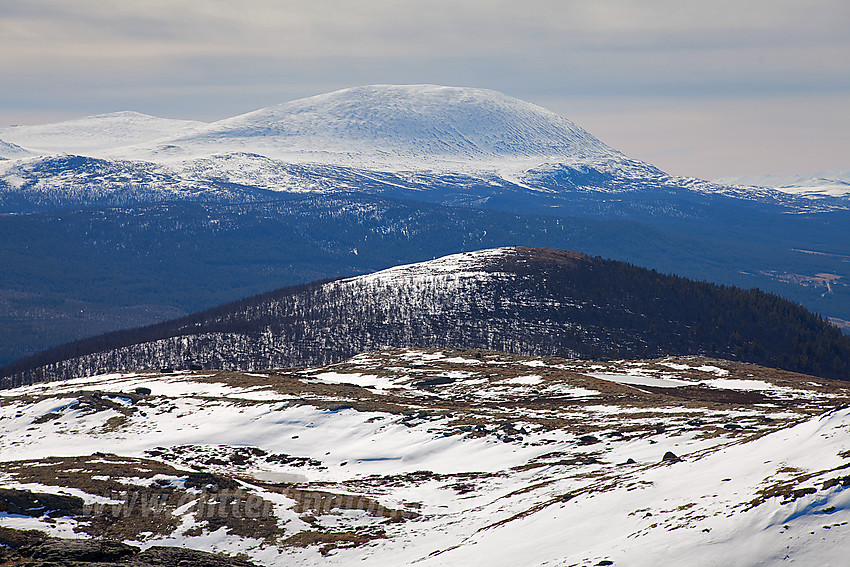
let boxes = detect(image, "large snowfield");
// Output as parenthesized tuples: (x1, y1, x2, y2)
(2, 349, 849, 566)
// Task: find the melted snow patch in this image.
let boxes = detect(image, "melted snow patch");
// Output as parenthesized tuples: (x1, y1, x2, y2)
(704, 378, 775, 391)
(587, 372, 691, 388)
(542, 384, 601, 397)
(441, 356, 483, 365)
(0, 514, 82, 538)
(503, 375, 542, 385)
(660, 362, 691, 371)
(401, 350, 445, 362)
(658, 362, 730, 376)
(695, 365, 730, 376)
(309, 371, 401, 390)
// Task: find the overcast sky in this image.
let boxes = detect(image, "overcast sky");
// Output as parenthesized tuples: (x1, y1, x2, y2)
(1, 0, 848, 178)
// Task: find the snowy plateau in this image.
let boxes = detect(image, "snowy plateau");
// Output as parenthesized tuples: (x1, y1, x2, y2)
(2, 349, 850, 566)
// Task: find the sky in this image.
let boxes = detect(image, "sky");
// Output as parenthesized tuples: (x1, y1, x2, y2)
(0, 0, 848, 179)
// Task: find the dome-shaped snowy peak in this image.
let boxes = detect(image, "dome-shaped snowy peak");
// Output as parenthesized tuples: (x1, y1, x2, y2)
(168, 85, 621, 167)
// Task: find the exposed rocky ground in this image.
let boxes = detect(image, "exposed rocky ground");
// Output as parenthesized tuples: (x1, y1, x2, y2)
(0, 526, 259, 566)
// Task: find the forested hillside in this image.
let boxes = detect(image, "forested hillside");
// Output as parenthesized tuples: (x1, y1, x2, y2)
(3, 247, 848, 387)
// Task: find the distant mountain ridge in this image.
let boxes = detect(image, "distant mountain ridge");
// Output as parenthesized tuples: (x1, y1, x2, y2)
(3, 247, 848, 386)
(0, 111, 205, 156)
(716, 168, 850, 199)
(1, 86, 618, 166)
(0, 85, 843, 213)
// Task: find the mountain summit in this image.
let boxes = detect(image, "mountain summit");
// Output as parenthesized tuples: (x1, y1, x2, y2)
(162, 84, 620, 166)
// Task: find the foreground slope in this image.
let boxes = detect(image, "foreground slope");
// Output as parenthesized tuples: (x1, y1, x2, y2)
(3, 247, 849, 385)
(2, 349, 850, 566)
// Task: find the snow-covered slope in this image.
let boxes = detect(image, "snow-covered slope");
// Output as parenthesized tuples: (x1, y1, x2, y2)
(0, 111, 206, 156)
(2, 348, 850, 566)
(0, 154, 275, 210)
(0, 86, 621, 173)
(715, 169, 850, 199)
(0, 138, 32, 159)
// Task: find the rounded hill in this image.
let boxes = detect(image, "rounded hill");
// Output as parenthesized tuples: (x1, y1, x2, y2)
(3, 247, 849, 385)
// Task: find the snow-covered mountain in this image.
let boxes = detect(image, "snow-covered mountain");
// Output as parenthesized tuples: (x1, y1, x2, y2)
(0, 86, 619, 169)
(5, 247, 848, 386)
(2, 348, 850, 565)
(0, 85, 841, 214)
(716, 168, 850, 199)
(140, 84, 620, 169)
(0, 111, 205, 156)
